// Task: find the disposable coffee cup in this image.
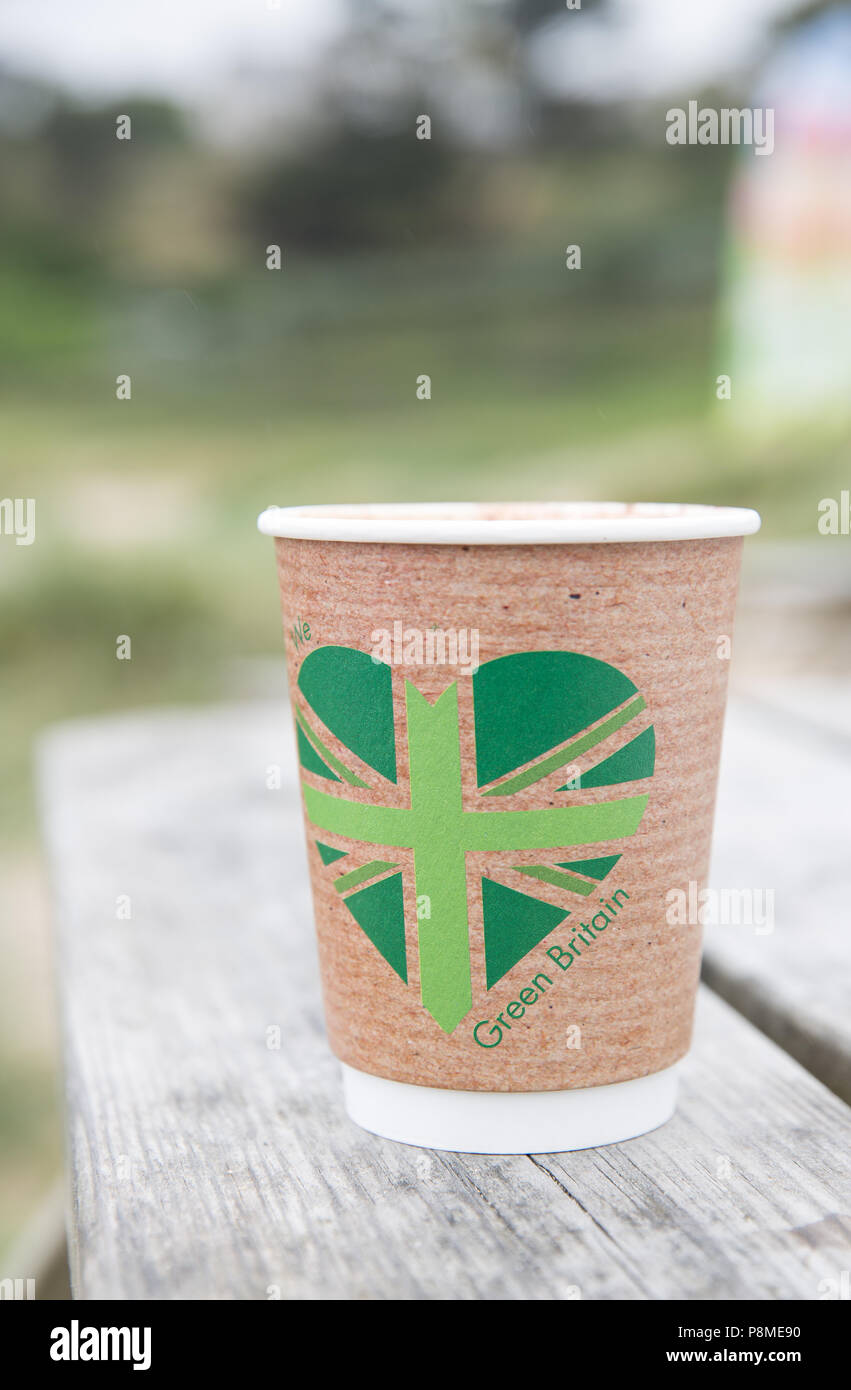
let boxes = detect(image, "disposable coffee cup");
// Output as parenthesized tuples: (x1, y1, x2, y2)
(258, 502, 761, 1153)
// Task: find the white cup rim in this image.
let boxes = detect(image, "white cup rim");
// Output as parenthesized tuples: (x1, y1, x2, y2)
(257, 501, 762, 545)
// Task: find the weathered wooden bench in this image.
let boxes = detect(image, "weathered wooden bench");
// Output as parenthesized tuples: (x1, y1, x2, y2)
(39, 684, 851, 1300)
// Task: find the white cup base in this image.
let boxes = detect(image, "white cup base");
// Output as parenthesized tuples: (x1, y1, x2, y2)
(341, 1062, 680, 1154)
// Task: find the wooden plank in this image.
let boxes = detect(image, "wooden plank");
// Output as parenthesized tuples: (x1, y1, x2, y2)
(705, 687, 851, 1103)
(40, 704, 851, 1301)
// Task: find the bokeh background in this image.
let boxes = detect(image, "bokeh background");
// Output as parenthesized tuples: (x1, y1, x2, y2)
(1, 0, 849, 1278)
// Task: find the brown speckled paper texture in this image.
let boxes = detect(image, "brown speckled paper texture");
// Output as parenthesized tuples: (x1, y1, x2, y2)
(272, 532, 743, 1092)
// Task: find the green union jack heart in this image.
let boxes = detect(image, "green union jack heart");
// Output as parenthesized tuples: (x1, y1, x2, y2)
(295, 646, 655, 1034)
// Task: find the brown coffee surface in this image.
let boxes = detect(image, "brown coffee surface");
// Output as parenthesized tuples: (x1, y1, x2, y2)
(274, 536, 743, 1092)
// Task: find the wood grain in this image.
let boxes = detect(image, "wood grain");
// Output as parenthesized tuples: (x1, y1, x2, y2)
(705, 684, 851, 1103)
(40, 701, 851, 1300)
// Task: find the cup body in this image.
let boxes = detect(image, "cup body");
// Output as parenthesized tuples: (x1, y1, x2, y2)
(260, 503, 759, 1151)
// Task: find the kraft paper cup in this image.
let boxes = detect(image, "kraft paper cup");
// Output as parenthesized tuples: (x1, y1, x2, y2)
(258, 502, 761, 1153)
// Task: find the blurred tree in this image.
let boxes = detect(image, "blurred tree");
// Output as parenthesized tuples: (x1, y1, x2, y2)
(40, 98, 187, 214)
(244, 115, 463, 252)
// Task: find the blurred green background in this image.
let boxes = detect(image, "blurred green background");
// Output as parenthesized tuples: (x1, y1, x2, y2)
(1, 0, 849, 1269)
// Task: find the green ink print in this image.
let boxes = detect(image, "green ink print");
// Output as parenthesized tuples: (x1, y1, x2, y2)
(300, 645, 654, 1032)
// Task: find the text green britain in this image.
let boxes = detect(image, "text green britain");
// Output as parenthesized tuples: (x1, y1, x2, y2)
(473, 887, 631, 1048)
